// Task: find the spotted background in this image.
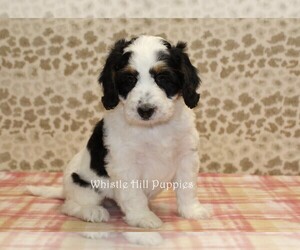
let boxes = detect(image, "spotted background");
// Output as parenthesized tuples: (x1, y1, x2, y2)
(0, 0, 299, 18)
(0, 19, 299, 175)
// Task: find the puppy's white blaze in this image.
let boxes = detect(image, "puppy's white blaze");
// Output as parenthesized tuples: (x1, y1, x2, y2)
(126, 36, 167, 75)
(121, 36, 175, 125)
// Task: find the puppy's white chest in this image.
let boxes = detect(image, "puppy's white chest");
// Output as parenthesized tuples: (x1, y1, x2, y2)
(104, 104, 197, 195)
(135, 138, 178, 176)
(107, 123, 181, 180)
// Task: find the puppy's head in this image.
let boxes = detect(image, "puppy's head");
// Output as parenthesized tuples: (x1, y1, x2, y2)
(99, 35, 201, 126)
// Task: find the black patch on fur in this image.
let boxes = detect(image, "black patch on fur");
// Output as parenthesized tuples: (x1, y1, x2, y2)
(71, 172, 90, 187)
(99, 39, 134, 110)
(71, 172, 101, 193)
(150, 66, 181, 98)
(87, 119, 109, 177)
(162, 40, 171, 49)
(116, 69, 139, 99)
(156, 42, 201, 108)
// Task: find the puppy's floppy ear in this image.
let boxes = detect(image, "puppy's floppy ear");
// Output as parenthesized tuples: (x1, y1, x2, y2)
(173, 42, 201, 109)
(99, 39, 131, 110)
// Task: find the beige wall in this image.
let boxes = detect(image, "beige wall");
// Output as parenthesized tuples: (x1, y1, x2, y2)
(0, 19, 299, 175)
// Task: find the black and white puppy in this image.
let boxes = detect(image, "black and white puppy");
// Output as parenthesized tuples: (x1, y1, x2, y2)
(28, 35, 210, 228)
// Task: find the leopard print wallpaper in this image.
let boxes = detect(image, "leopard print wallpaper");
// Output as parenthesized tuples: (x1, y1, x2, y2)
(0, 19, 299, 175)
(1, 0, 299, 18)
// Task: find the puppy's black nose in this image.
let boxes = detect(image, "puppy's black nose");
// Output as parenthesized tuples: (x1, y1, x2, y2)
(137, 105, 155, 120)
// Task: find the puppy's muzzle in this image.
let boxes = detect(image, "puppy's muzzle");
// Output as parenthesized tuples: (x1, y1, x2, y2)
(137, 104, 156, 120)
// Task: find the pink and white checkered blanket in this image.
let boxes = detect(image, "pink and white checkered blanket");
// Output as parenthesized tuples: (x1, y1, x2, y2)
(0, 172, 300, 249)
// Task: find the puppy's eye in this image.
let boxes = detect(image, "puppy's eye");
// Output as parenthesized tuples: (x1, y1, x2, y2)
(155, 74, 169, 85)
(125, 74, 137, 85)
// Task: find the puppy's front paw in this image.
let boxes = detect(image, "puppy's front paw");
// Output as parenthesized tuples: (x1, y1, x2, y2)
(61, 200, 110, 223)
(178, 203, 211, 220)
(81, 206, 110, 222)
(125, 211, 163, 228)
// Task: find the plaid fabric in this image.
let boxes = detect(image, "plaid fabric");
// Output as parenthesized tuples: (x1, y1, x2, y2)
(0, 172, 300, 249)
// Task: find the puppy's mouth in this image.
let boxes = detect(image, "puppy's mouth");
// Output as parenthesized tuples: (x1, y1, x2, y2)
(126, 111, 173, 128)
(122, 102, 174, 127)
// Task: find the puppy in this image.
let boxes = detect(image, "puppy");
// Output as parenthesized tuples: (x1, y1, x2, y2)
(28, 35, 210, 228)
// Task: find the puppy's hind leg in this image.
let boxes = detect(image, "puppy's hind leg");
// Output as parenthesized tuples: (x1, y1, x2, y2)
(61, 173, 109, 223)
